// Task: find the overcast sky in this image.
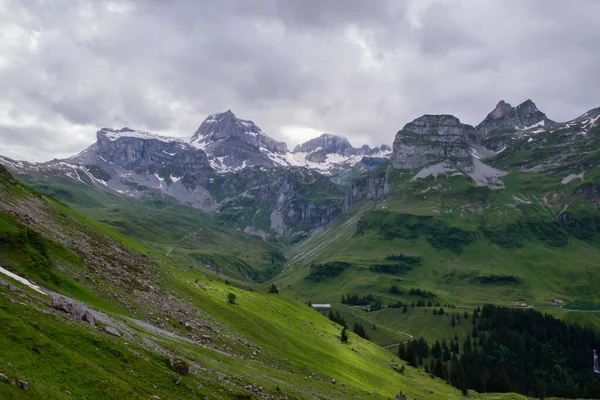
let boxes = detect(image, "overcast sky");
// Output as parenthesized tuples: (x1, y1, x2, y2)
(1, 0, 599, 161)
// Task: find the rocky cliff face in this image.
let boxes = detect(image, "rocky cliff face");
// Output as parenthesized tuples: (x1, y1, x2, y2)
(93, 128, 214, 183)
(391, 115, 473, 169)
(209, 167, 345, 236)
(343, 168, 390, 211)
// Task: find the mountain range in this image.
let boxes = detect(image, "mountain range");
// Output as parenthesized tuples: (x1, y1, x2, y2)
(2, 99, 598, 238)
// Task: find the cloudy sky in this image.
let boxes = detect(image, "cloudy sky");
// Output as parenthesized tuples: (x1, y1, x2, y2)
(1, 0, 599, 161)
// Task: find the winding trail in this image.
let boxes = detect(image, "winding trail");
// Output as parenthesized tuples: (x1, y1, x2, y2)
(382, 330, 415, 349)
(165, 228, 202, 257)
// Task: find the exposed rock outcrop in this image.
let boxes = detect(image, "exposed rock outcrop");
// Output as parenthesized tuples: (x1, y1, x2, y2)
(391, 115, 473, 170)
(343, 169, 390, 211)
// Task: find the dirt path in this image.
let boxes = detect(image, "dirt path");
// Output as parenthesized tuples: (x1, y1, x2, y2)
(382, 330, 415, 349)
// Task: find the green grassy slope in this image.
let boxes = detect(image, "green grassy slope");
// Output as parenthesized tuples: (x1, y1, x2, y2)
(276, 170, 600, 308)
(2, 165, 522, 399)
(16, 172, 285, 283)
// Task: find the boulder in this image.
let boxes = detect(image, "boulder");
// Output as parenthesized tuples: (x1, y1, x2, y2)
(52, 296, 87, 319)
(103, 326, 121, 337)
(82, 310, 96, 327)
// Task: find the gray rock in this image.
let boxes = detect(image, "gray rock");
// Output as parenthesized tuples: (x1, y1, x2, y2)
(391, 114, 473, 169)
(52, 295, 87, 319)
(103, 326, 121, 337)
(12, 379, 29, 391)
(82, 310, 96, 327)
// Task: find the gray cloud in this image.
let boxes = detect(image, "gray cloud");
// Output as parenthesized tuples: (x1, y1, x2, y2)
(1, 0, 599, 161)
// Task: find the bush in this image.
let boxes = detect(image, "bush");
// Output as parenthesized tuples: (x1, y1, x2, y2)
(227, 292, 237, 304)
(170, 357, 190, 376)
(389, 285, 404, 295)
(268, 284, 279, 294)
(340, 327, 348, 343)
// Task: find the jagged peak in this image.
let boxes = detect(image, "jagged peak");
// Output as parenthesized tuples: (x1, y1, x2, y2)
(490, 100, 513, 119)
(516, 99, 539, 113)
(206, 109, 236, 121)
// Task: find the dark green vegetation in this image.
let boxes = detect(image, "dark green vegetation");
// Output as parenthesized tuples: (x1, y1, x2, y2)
(462, 305, 600, 398)
(305, 261, 352, 281)
(476, 274, 522, 285)
(399, 305, 600, 398)
(370, 254, 423, 274)
(362, 211, 476, 254)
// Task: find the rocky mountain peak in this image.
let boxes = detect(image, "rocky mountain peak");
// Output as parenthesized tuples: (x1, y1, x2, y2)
(490, 100, 513, 119)
(475, 99, 554, 138)
(188, 110, 289, 170)
(515, 99, 539, 115)
(190, 110, 265, 145)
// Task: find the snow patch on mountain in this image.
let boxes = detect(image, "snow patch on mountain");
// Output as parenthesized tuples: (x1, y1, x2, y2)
(100, 128, 186, 144)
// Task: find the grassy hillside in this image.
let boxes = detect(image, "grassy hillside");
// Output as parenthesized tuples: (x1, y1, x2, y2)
(276, 170, 600, 308)
(16, 172, 286, 283)
(2, 165, 516, 399)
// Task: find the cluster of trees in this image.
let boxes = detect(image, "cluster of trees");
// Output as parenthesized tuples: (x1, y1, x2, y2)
(327, 310, 347, 328)
(450, 311, 469, 326)
(342, 293, 375, 306)
(389, 285, 403, 295)
(352, 322, 369, 339)
(459, 305, 600, 398)
(389, 286, 437, 299)
(341, 294, 382, 311)
(305, 261, 352, 281)
(476, 274, 522, 285)
(408, 288, 436, 298)
(399, 305, 600, 398)
(370, 254, 423, 274)
(397, 334, 469, 394)
(327, 311, 370, 340)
